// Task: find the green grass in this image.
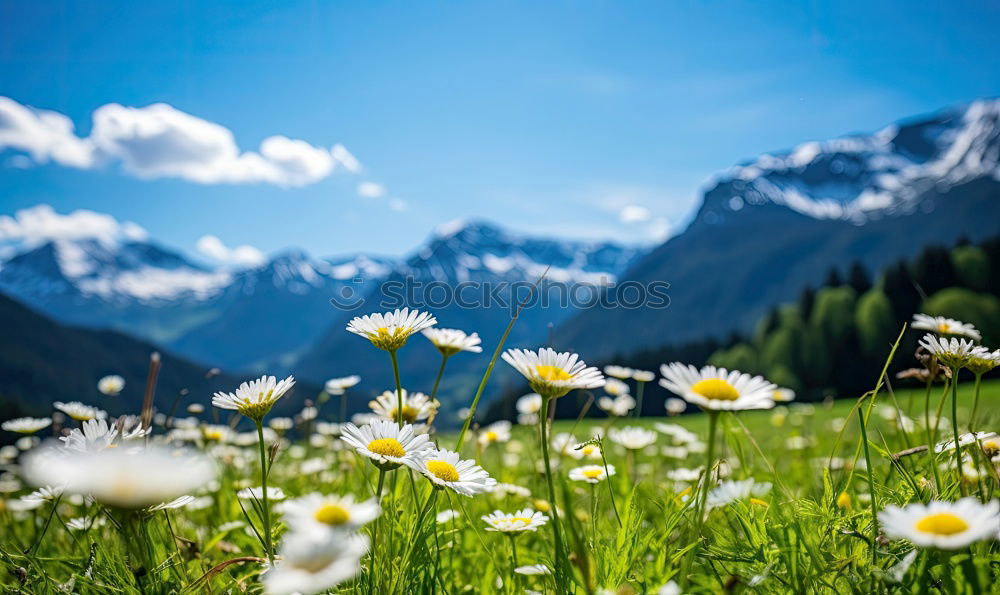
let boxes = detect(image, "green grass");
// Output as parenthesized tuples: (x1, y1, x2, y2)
(2, 375, 1000, 594)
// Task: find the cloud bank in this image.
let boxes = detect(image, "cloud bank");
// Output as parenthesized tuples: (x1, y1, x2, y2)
(0, 204, 148, 247)
(196, 235, 266, 267)
(0, 97, 363, 188)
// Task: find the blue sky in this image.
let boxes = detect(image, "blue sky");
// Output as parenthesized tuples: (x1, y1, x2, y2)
(1, 0, 999, 264)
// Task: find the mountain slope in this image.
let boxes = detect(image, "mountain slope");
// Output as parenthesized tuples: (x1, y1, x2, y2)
(0, 293, 316, 420)
(554, 99, 1000, 359)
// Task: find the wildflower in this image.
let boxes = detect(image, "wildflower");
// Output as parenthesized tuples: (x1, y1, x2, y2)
(919, 333, 984, 369)
(263, 532, 369, 595)
(212, 375, 295, 421)
(238, 487, 287, 501)
(53, 401, 106, 422)
(598, 394, 636, 417)
(912, 314, 981, 341)
(369, 389, 437, 424)
(516, 393, 542, 415)
(878, 498, 999, 549)
(653, 422, 698, 445)
(608, 427, 657, 450)
(503, 348, 605, 399)
(482, 509, 549, 533)
(773, 388, 795, 402)
(568, 442, 602, 461)
(935, 431, 997, 453)
(568, 464, 616, 484)
(324, 375, 361, 395)
(148, 495, 196, 511)
(186, 403, 205, 414)
(665, 398, 687, 415)
(62, 418, 147, 452)
(409, 449, 496, 496)
(836, 491, 851, 510)
(478, 421, 512, 447)
(604, 378, 631, 396)
(966, 347, 1000, 375)
(340, 419, 433, 470)
(1, 417, 52, 434)
(437, 509, 460, 523)
(603, 365, 634, 380)
(346, 307, 436, 352)
(657, 581, 681, 595)
(22, 444, 215, 509)
(491, 482, 532, 498)
(67, 516, 105, 531)
(667, 468, 702, 482)
(707, 479, 772, 509)
(632, 369, 655, 382)
(281, 493, 380, 533)
(201, 424, 232, 442)
(422, 327, 483, 356)
(97, 374, 125, 396)
(269, 417, 294, 431)
(22, 485, 64, 504)
(515, 565, 551, 576)
(659, 364, 776, 411)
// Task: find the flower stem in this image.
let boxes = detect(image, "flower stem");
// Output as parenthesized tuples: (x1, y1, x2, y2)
(950, 366, 966, 496)
(255, 420, 274, 564)
(695, 411, 719, 532)
(923, 378, 942, 494)
(969, 373, 983, 432)
(539, 394, 568, 582)
(389, 350, 404, 429)
(633, 380, 646, 418)
(430, 354, 450, 400)
(857, 405, 878, 563)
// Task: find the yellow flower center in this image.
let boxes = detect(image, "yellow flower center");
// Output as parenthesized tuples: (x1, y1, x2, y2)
(581, 445, 597, 456)
(70, 412, 93, 421)
(486, 431, 498, 442)
(915, 512, 969, 536)
(508, 517, 532, 527)
(389, 405, 420, 423)
(937, 322, 951, 333)
(582, 469, 603, 479)
(203, 429, 224, 441)
(314, 503, 350, 526)
(836, 492, 851, 509)
(750, 498, 769, 507)
(367, 438, 405, 458)
(691, 378, 739, 401)
(426, 460, 460, 482)
(536, 365, 572, 382)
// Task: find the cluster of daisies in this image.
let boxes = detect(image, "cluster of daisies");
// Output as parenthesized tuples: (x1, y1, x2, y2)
(3, 306, 1000, 593)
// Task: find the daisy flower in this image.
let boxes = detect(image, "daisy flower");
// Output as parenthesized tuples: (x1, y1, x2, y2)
(238, 487, 287, 501)
(878, 498, 999, 549)
(503, 348, 605, 399)
(657, 581, 681, 595)
(436, 509, 460, 523)
(482, 509, 549, 533)
(603, 378, 631, 396)
(340, 419, 433, 470)
(966, 347, 1000, 375)
(516, 393, 543, 415)
(568, 442, 602, 461)
(478, 421, 512, 447)
(369, 389, 438, 424)
(934, 431, 997, 453)
(345, 307, 436, 352)
(603, 365, 634, 380)
(148, 495, 196, 511)
(568, 464, 616, 484)
(608, 427, 657, 450)
(422, 327, 483, 356)
(772, 388, 796, 402)
(666, 467, 703, 482)
(918, 333, 983, 369)
(632, 369, 655, 382)
(515, 564, 551, 576)
(912, 314, 982, 341)
(408, 449, 496, 496)
(22, 485, 64, 504)
(212, 375, 295, 421)
(707, 479, 772, 509)
(62, 418, 146, 452)
(97, 374, 125, 396)
(281, 493, 381, 533)
(598, 394, 636, 417)
(22, 444, 215, 509)
(653, 422, 699, 445)
(324, 375, 361, 395)
(491, 482, 532, 498)
(263, 532, 369, 595)
(665, 398, 687, 415)
(659, 364, 776, 411)
(53, 401, 107, 422)
(1, 417, 52, 434)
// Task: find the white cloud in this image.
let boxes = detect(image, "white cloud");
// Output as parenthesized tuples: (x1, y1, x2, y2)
(357, 181, 386, 198)
(0, 97, 363, 187)
(389, 198, 409, 212)
(0, 97, 95, 168)
(0, 204, 148, 247)
(195, 235, 266, 267)
(619, 204, 651, 223)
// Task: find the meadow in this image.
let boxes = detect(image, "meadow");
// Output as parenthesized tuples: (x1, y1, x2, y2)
(1, 310, 999, 594)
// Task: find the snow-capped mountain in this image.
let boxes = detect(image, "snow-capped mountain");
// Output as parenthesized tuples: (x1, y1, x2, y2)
(554, 99, 1000, 360)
